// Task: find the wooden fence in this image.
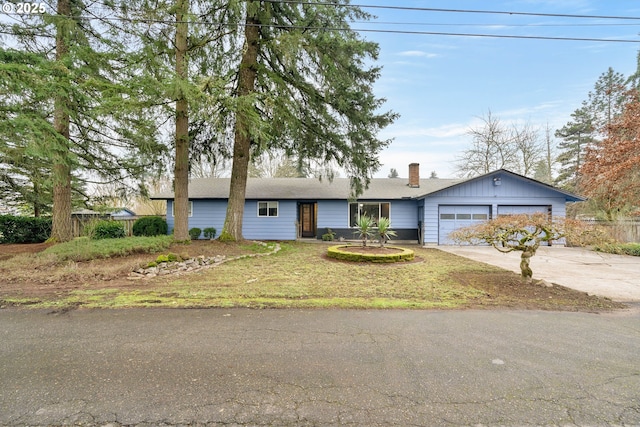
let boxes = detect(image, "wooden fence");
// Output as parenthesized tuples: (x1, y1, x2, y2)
(582, 219, 640, 243)
(71, 215, 166, 238)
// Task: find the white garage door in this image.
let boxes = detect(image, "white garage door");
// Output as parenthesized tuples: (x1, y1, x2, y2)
(498, 205, 552, 245)
(438, 205, 490, 245)
(497, 205, 550, 216)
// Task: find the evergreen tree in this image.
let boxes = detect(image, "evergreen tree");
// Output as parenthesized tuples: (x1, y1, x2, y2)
(626, 50, 640, 90)
(555, 68, 629, 195)
(118, 0, 238, 241)
(587, 67, 628, 136)
(388, 168, 399, 178)
(554, 105, 594, 192)
(218, 1, 397, 241)
(0, 1, 166, 240)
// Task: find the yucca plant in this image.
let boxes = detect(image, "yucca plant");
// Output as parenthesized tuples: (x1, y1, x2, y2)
(376, 217, 397, 247)
(354, 215, 375, 247)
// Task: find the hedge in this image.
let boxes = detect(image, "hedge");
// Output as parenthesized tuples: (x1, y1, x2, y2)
(92, 220, 126, 239)
(132, 216, 168, 237)
(327, 245, 415, 263)
(0, 215, 52, 244)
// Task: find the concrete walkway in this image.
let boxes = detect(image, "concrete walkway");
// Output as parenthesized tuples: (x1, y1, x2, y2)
(438, 245, 640, 302)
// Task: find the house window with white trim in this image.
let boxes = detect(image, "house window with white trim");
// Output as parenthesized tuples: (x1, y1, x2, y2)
(258, 201, 278, 217)
(349, 202, 390, 227)
(171, 201, 193, 217)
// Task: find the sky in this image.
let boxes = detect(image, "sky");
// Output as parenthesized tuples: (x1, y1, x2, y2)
(355, 0, 640, 179)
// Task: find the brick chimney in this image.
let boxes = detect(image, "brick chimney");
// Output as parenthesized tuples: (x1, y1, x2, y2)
(408, 163, 420, 188)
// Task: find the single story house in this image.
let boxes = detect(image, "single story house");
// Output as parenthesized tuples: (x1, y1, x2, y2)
(151, 164, 584, 245)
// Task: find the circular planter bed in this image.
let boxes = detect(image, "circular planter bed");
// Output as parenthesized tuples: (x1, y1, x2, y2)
(327, 245, 415, 263)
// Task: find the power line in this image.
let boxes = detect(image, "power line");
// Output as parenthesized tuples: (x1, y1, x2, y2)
(4, 17, 638, 43)
(264, 0, 640, 21)
(2, 1, 640, 44)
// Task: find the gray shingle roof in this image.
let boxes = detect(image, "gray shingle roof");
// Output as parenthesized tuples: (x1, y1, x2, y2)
(151, 177, 463, 200)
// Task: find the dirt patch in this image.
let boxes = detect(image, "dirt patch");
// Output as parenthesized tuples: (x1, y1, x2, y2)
(453, 271, 626, 312)
(0, 242, 53, 260)
(0, 240, 255, 300)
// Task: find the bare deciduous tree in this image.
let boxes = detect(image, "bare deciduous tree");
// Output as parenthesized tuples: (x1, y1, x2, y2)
(455, 111, 542, 178)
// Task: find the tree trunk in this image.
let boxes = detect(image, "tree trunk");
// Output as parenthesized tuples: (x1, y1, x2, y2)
(172, 0, 190, 242)
(519, 247, 535, 282)
(50, 0, 72, 242)
(220, 2, 260, 242)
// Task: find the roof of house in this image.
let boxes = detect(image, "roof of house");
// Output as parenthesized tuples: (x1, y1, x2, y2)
(151, 176, 463, 200)
(150, 169, 584, 202)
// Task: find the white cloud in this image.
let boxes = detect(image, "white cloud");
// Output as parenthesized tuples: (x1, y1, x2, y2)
(382, 122, 469, 139)
(397, 50, 439, 58)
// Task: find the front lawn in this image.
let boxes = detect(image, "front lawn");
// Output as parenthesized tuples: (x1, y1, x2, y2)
(0, 241, 625, 311)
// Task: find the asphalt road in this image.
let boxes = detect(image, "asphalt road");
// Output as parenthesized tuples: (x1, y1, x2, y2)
(1, 308, 640, 426)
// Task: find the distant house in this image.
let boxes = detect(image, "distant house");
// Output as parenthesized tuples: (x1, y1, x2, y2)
(71, 208, 138, 237)
(151, 164, 584, 245)
(109, 208, 137, 219)
(71, 208, 137, 219)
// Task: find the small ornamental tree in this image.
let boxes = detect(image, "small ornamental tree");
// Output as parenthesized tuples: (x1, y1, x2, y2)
(354, 216, 375, 247)
(376, 217, 397, 247)
(449, 213, 566, 282)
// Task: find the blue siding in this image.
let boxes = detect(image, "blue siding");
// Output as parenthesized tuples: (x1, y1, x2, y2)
(167, 200, 227, 238)
(389, 200, 418, 228)
(421, 173, 570, 244)
(168, 199, 296, 240)
(317, 200, 348, 228)
(242, 200, 297, 240)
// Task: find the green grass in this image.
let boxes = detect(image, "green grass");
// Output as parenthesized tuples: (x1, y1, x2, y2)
(41, 235, 174, 262)
(20, 243, 493, 310)
(3, 241, 619, 311)
(593, 242, 640, 256)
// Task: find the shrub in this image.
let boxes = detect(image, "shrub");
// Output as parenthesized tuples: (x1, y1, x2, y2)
(322, 228, 336, 241)
(203, 227, 217, 239)
(92, 220, 126, 239)
(189, 227, 202, 240)
(132, 216, 168, 237)
(594, 242, 640, 256)
(0, 215, 52, 243)
(155, 253, 180, 263)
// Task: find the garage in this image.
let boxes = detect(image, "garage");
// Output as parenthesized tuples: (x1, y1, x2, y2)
(438, 205, 490, 245)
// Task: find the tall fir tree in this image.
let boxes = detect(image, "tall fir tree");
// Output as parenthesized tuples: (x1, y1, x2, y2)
(587, 67, 628, 136)
(0, 1, 167, 240)
(219, 0, 397, 241)
(117, 0, 238, 241)
(554, 105, 594, 192)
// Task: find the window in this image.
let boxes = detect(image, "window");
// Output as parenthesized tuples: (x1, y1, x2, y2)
(171, 201, 193, 217)
(349, 202, 391, 227)
(258, 201, 278, 217)
(440, 213, 455, 220)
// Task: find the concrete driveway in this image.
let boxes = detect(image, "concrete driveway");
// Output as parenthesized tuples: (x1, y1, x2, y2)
(438, 245, 640, 302)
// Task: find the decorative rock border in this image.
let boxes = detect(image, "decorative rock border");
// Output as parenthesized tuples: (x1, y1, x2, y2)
(128, 241, 281, 279)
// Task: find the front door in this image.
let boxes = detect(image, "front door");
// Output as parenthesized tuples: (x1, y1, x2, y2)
(300, 203, 317, 238)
